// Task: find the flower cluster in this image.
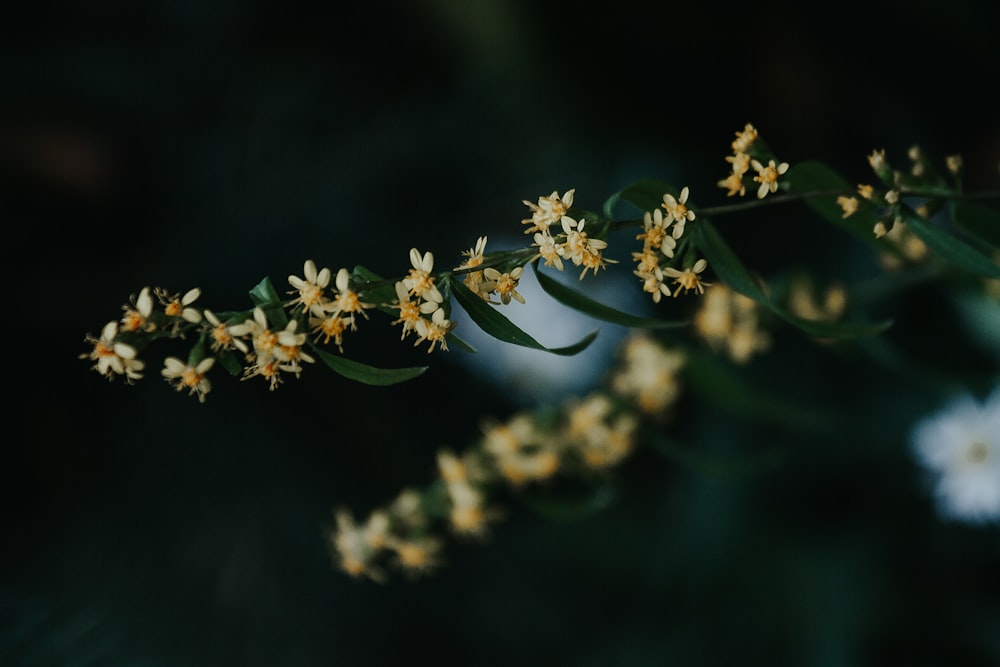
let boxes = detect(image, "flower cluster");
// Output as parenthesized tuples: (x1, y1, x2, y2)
(524, 189, 616, 280)
(81, 123, 1000, 581)
(632, 186, 712, 302)
(328, 333, 686, 581)
(692, 283, 771, 364)
(835, 144, 965, 259)
(716, 123, 790, 200)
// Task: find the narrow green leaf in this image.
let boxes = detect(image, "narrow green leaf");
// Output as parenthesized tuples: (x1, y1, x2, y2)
(683, 347, 833, 431)
(445, 331, 477, 353)
(694, 220, 893, 339)
(216, 350, 245, 377)
(647, 434, 786, 479)
(953, 200, 1000, 248)
(777, 313, 894, 339)
(609, 177, 674, 216)
(533, 264, 688, 329)
(516, 480, 617, 522)
(602, 190, 621, 220)
(692, 220, 770, 303)
(786, 161, 880, 242)
(450, 278, 598, 355)
(903, 207, 1000, 278)
(248, 277, 288, 328)
(313, 348, 428, 385)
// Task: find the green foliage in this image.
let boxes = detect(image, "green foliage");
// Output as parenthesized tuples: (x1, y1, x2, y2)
(532, 263, 688, 329)
(313, 348, 428, 385)
(449, 276, 599, 355)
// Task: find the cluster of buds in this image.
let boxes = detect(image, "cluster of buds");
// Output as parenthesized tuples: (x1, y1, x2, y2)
(833, 146, 969, 270)
(327, 333, 686, 581)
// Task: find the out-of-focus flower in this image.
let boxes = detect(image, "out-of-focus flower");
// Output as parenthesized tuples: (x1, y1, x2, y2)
(911, 387, 1000, 525)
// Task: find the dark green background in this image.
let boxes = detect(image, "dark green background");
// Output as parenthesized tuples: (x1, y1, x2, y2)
(3, 1, 1000, 665)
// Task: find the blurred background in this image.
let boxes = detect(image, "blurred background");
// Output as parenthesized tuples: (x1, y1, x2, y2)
(3, 0, 1000, 665)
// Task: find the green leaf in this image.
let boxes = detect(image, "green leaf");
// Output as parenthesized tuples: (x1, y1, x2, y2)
(953, 200, 1000, 248)
(516, 480, 617, 522)
(647, 433, 786, 479)
(903, 207, 1000, 278)
(683, 347, 834, 431)
(694, 219, 893, 339)
(450, 278, 598, 355)
(532, 264, 688, 329)
(313, 348, 428, 385)
(605, 177, 674, 217)
(692, 219, 770, 303)
(445, 331, 477, 353)
(248, 277, 288, 328)
(216, 350, 245, 377)
(351, 265, 400, 316)
(785, 161, 880, 242)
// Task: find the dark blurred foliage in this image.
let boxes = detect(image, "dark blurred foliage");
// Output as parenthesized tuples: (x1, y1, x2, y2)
(2, 1, 999, 665)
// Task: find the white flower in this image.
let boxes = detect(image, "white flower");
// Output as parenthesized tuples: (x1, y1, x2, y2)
(288, 259, 332, 316)
(161, 356, 215, 403)
(911, 387, 1000, 524)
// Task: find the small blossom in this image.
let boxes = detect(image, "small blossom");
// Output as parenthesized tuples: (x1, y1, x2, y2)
(873, 221, 889, 238)
(558, 216, 611, 279)
(481, 266, 526, 305)
(717, 171, 746, 197)
(661, 186, 696, 235)
(457, 236, 488, 294)
(857, 184, 875, 200)
(240, 307, 313, 389)
(692, 284, 770, 364)
(204, 309, 249, 354)
(911, 387, 1000, 524)
(481, 414, 561, 486)
(868, 149, 887, 171)
(533, 231, 565, 271)
(327, 267, 374, 324)
(330, 509, 385, 582)
(662, 258, 711, 297)
(310, 313, 351, 351)
(564, 393, 637, 469)
(161, 356, 215, 403)
(632, 247, 661, 275)
(638, 209, 674, 256)
(726, 151, 752, 177)
(120, 287, 155, 333)
(731, 123, 758, 153)
(946, 154, 963, 176)
(610, 334, 686, 414)
(837, 195, 859, 218)
(635, 268, 670, 304)
(388, 281, 425, 341)
(884, 189, 900, 205)
(750, 159, 790, 199)
(522, 189, 575, 234)
(403, 248, 443, 303)
(387, 536, 443, 577)
(413, 307, 455, 352)
(157, 287, 202, 324)
(81, 320, 145, 382)
(288, 259, 332, 316)
(868, 149, 892, 183)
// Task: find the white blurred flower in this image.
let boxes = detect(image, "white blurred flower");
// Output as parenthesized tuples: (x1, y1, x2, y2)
(911, 386, 1000, 525)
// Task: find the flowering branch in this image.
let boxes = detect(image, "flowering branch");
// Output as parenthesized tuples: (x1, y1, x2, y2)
(80, 123, 1000, 579)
